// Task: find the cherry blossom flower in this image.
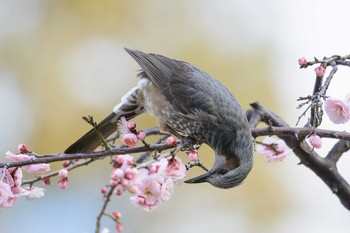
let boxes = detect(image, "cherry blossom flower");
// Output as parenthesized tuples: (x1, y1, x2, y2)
(165, 157, 187, 180)
(116, 223, 123, 233)
(187, 150, 198, 161)
(160, 178, 174, 202)
(324, 98, 350, 124)
(58, 169, 69, 179)
(127, 121, 136, 131)
(0, 181, 14, 208)
(130, 176, 163, 212)
(122, 133, 138, 147)
(136, 130, 146, 140)
(166, 136, 176, 146)
(111, 211, 122, 219)
(315, 65, 326, 77)
(308, 134, 322, 149)
(42, 177, 51, 186)
(19, 187, 45, 200)
(17, 144, 30, 154)
(58, 179, 68, 189)
(5, 151, 34, 162)
(298, 57, 307, 67)
(1, 168, 14, 187)
(11, 168, 23, 195)
(256, 137, 291, 162)
(23, 163, 50, 174)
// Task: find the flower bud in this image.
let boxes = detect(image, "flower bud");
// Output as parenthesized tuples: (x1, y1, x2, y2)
(101, 187, 109, 196)
(111, 211, 122, 219)
(17, 144, 30, 154)
(58, 169, 68, 179)
(315, 65, 326, 78)
(122, 133, 138, 147)
(136, 130, 146, 140)
(127, 121, 136, 131)
(187, 150, 198, 161)
(308, 134, 322, 149)
(166, 136, 176, 146)
(298, 57, 307, 67)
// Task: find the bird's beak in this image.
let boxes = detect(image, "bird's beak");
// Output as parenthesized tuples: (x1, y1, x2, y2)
(184, 170, 214, 184)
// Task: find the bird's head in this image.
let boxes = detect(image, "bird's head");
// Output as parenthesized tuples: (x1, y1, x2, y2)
(185, 146, 253, 189)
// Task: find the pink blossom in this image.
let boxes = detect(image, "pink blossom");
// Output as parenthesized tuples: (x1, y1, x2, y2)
(42, 177, 51, 186)
(19, 187, 45, 200)
(110, 180, 118, 187)
(23, 163, 50, 174)
(160, 178, 174, 202)
(62, 161, 70, 168)
(115, 155, 135, 168)
(130, 176, 163, 212)
(5, 151, 34, 162)
(122, 133, 138, 147)
(101, 187, 108, 196)
(1, 168, 14, 187)
(187, 150, 198, 161)
(166, 136, 176, 146)
(165, 157, 187, 180)
(116, 223, 123, 233)
(256, 137, 291, 162)
(324, 98, 350, 124)
(308, 134, 322, 149)
(12, 168, 22, 187)
(111, 211, 122, 219)
(58, 179, 68, 189)
(115, 188, 123, 196)
(315, 65, 326, 77)
(127, 121, 136, 131)
(10, 168, 22, 195)
(0, 181, 14, 208)
(17, 144, 30, 154)
(58, 169, 69, 179)
(298, 57, 307, 67)
(121, 179, 128, 187)
(136, 130, 146, 140)
(120, 117, 131, 134)
(124, 168, 138, 181)
(111, 168, 124, 180)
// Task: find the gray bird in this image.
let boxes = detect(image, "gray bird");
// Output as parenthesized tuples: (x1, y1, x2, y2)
(65, 48, 253, 189)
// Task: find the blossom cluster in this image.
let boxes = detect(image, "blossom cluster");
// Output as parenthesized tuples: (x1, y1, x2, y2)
(104, 153, 187, 213)
(1, 144, 48, 207)
(120, 117, 146, 147)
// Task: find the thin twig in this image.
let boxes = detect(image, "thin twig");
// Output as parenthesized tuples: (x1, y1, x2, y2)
(95, 186, 116, 233)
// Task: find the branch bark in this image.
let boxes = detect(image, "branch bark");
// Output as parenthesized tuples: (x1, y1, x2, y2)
(248, 102, 350, 210)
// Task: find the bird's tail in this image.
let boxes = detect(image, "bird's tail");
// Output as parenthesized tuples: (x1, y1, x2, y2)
(64, 85, 145, 154)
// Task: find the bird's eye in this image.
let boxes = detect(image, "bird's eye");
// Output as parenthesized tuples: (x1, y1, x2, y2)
(218, 168, 228, 175)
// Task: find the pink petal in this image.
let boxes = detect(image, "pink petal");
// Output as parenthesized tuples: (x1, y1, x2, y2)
(5, 151, 34, 162)
(308, 134, 322, 149)
(23, 163, 50, 174)
(0, 182, 14, 208)
(122, 133, 138, 147)
(324, 98, 350, 124)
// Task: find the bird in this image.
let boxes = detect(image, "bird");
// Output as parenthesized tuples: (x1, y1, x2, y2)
(65, 48, 253, 189)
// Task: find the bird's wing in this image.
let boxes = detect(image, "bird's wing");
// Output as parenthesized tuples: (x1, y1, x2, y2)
(124, 48, 219, 117)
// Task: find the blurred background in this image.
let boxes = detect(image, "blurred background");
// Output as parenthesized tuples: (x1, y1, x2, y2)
(1, 0, 350, 232)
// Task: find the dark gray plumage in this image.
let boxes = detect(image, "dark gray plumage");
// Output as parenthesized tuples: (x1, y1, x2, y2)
(65, 48, 253, 189)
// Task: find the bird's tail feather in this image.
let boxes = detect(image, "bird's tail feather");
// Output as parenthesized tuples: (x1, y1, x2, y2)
(64, 86, 145, 153)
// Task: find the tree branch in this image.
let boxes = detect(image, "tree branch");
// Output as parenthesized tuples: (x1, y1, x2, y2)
(247, 102, 350, 210)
